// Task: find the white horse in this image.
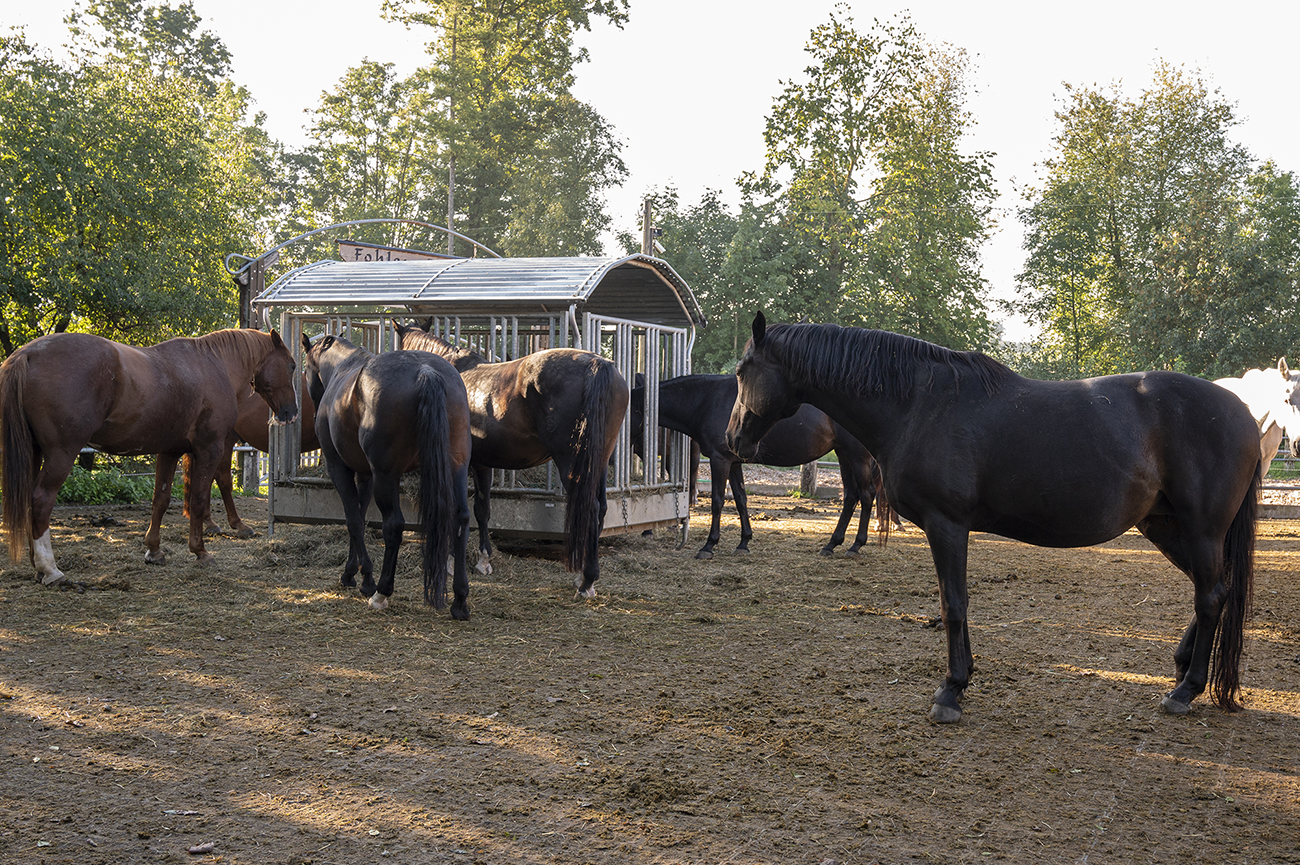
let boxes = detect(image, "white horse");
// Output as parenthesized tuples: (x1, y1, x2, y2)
(1214, 358, 1300, 479)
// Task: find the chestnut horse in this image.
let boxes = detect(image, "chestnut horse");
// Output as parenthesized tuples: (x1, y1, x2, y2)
(630, 374, 895, 559)
(302, 334, 472, 618)
(1, 329, 298, 583)
(186, 382, 321, 537)
(394, 321, 628, 600)
(727, 313, 1260, 723)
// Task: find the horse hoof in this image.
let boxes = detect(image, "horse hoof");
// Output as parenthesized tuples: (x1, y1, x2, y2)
(233, 526, 255, 540)
(574, 586, 598, 600)
(451, 602, 470, 621)
(340, 574, 357, 588)
(203, 525, 222, 537)
(734, 547, 751, 555)
(40, 571, 66, 586)
(145, 551, 166, 566)
(929, 703, 962, 724)
(695, 550, 714, 560)
(369, 594, 390, 611)
(818, 547, 834, 557)
(475, 556, 492, 576)
(1161, 694, 1192, 715)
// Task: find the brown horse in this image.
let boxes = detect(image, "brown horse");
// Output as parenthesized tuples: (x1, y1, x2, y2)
(186, 381, 321, 537)
(394, 320, 629, 599)
(1, 329, 298, 583)
(302, 333, 472, 618)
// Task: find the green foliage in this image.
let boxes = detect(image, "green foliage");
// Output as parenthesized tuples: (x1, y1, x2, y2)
(0, 5, 272, 355)
(1013, 64, 1300, 378)
(319, 0, 632, 256)
(734, 7, 996, 350)
(56, 465, 154, 505)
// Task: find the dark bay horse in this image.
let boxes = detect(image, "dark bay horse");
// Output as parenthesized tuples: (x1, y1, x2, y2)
(394, 321, 628, 599)
(1, 329, 299, 583)
(187, 381, 321, 537)
(302, 333, 472, 618)
(726, 313, 1260, 723)
(630, 374, 893, 559)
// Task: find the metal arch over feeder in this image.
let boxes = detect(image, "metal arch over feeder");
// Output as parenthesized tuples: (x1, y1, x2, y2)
(250, 253, 704, 542)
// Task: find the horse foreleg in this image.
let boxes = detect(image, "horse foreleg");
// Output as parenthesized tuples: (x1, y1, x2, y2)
(144, 453, 182, 565)
(729, 461, 753, 554)
(471, 465, 494, 575)
(183, 450, 221, 563)
(696, 459, 730, 559)
(211, 445, 253, 538)
(924, 517, 974, 724)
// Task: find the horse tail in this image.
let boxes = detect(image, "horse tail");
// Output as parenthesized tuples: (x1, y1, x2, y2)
(1211, 460, 1260, 711)
(564, 357, 618, 573)
(0, 355, 34, 560)
(416, 367, 456, 609)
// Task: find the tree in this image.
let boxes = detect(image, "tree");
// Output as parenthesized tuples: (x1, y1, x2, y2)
(380, 0, 629, 254)
(64, 0, 232, 95)
(1014, 64, 1299, 377)
(0, 4, 278, 354)
(743, 7, 996, 348)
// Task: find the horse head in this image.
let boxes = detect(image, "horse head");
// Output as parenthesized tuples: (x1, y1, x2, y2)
(252, 330, 299, 425)
(726, 311, 801, 460)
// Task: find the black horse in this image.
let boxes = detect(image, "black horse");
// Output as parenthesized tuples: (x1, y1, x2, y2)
(631, 373, 894, 559)
(302, 333, 472, 619)
(727, 313, 1260, 723)
(394, 321, 629, 599)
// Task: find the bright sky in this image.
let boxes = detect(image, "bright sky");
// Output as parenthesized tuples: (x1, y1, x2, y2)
(6, 1, 1298, 340)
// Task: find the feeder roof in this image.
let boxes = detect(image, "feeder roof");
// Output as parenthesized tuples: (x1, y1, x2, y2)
(254, 254, 703, 327)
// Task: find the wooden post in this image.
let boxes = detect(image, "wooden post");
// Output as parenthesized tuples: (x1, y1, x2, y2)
(800, 461, 818, 498)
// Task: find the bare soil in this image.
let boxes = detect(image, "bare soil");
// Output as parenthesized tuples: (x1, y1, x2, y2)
(1, 492, 1298, 864)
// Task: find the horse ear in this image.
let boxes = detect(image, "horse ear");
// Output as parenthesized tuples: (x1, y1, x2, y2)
(270, 330, 284, 349)
(753, 311, 767, 345)
(1280, 357, 1290, 377)
(421, 317, 434, 333)
(300, 333, 313, 353)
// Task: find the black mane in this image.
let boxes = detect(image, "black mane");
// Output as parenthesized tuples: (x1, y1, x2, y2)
(761, 322, 1014, 401)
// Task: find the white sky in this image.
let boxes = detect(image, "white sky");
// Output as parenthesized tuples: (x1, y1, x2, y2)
(6, 0, 1298, 340)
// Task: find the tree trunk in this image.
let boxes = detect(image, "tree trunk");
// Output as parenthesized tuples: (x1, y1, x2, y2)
(800, 461, 818, 498)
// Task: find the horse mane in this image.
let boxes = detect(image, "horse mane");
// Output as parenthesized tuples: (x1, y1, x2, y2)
(761, 323, 1014, 401)
(402, 325, 486, 368)
(195, 328, 274, 366)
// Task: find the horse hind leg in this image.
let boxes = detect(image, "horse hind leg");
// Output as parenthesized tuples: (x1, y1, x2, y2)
(28, 449, 79, 584)
(1136, 515, 1225, 714)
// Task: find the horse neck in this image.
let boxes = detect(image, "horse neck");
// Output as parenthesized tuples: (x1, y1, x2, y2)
(658, 375, 731, 437)
(198, 329, 272, 390)
(405, 331, 483, 370)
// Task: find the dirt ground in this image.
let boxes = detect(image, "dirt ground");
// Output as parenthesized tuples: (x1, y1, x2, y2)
(1, 490, 1298, 865)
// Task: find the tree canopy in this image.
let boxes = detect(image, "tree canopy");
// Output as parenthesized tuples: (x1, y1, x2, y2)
(1012, 63, 1300, 378)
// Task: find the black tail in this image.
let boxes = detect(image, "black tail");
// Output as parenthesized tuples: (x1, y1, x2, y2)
(416, 369, 456, 608)
(564, 358, 620, 573)
(1, 356, 34, 560)
(1211, 461, 1259, 711)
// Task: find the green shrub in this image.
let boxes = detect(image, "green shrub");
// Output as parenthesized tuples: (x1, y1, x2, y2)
(57, 465, 154, 505)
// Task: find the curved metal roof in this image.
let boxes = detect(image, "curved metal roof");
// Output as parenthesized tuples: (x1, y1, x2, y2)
(253, 254, 703, 327)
